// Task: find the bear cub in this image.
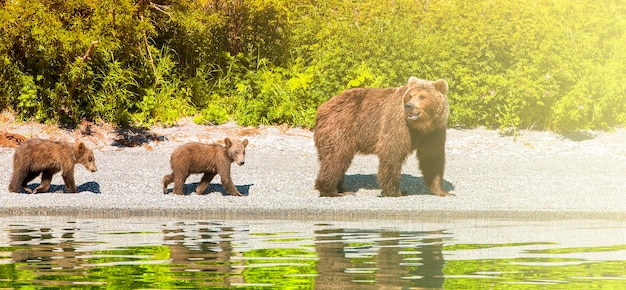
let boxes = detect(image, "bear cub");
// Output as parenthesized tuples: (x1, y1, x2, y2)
(163, 138, 249, 196)
(9, 138, 98, 193)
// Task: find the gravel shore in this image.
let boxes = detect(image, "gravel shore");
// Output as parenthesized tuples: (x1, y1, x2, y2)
(1, 120, 625, 220)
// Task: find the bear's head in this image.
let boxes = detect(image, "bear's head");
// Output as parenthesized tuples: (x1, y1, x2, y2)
(225, 138, 249, 166)
(75, 142, 98, 172)
(402, 77, 449, 132)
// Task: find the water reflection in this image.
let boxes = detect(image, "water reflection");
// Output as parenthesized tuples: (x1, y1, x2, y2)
(314, 228, 447, 289)
(163, 222, 245, 287)
(0, 217, 625, 288)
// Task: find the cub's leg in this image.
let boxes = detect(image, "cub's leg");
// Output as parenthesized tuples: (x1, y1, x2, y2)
(34, 170, 55, 194)
(62, 170, 77, 193)
(172, 173, 189, 195)
(162, 173, 174, 194)
(17, 171, 39, 193)
(217, 167, 242, 196)
(195, 173, 216, 195)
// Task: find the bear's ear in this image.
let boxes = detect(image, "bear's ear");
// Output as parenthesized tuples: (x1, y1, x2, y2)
(224, 138, 232, 148)
(76, 142, 86, 155)
(407, 76, 421, 86)
(242, 139, 249, 147)
(434, 79, 448, 94)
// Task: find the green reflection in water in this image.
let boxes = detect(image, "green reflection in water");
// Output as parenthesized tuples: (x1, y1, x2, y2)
(1, 219, 626, 289)
(444, 242, 557, 251)
(443, 258, 626, 289)
(526, 244, 626, 254)
(89, 246, 171, 262)
(242, 248, 317, 288)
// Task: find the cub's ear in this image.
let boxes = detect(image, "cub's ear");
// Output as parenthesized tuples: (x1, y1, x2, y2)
(434, 79, 448, 94)
(242, 139, 249, 147)
(76, 142, 86, 155)
(224, 138, 232, 148)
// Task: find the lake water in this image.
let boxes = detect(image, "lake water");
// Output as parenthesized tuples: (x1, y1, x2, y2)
(0, 216, 625, 289)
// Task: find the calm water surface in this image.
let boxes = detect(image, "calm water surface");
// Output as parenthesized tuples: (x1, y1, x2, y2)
(0, 216, 625, 289)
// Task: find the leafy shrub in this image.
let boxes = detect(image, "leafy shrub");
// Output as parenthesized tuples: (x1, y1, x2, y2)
(0, 0, 624, 132)
(193, 104, 229, 126)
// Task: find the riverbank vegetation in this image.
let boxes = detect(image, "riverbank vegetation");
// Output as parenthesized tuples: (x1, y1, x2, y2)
(1, 0, 624, 131)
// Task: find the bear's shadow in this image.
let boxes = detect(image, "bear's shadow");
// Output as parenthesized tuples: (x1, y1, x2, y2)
(343, 174, 455, 196)
(25, 181, 101, 194)
(166, 183, 254, 196)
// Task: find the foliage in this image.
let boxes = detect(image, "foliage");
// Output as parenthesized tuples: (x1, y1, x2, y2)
(0, 0, 624, 131)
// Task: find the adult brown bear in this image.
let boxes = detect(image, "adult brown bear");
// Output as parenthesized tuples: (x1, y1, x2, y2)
(314, 77, 451, 197)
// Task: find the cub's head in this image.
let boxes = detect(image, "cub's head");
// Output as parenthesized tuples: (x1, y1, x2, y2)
(402, 77, 449, 131)
(225, 138, 249, 166)
(75, 142, 97, 172)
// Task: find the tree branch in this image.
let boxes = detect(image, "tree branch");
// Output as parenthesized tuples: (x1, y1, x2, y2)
(68, 41, 99, 113)
(80, 41, 99, 62)
(65, 40, 98, 119)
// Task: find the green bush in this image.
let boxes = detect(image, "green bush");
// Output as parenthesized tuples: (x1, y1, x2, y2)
(193, 104, 229, 126)
(1, 0, 624, 131)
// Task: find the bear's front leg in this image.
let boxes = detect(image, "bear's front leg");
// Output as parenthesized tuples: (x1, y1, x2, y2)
(61, 170, 77, 193)
(195, 173, 216, 195)
(416, 130, 450, 197)
(425, 175, 449, 197)
(217, 167, 242, 196)
(418, 156, 450, 196)
(221, 177, 242, 196)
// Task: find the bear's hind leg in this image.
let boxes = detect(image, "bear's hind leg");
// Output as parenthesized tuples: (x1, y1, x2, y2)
(337, 176, 346, 193)
(195, 173, 216, 195)
(315, 150, 355, 197)
(9, 167, 34, 193)
(8, 177, 22, 193)
(23, 171, 39, 186)
(162, 173, 174, 194)
(172, 173, 188, 195)
(22, 171, 41, 193)
(34, 170, 54, 194)
(377, 159, 403, 197)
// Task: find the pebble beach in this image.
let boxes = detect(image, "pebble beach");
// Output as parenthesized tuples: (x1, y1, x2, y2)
(1, 119, 625, 221)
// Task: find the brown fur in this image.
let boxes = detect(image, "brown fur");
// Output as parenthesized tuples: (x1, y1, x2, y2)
(162, 138, 248, 196)
(314, 77, 450, 197)
(8, 138, 98, 193)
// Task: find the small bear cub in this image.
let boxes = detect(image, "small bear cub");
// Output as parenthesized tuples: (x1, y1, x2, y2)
(163, 138, 248, 196)
(9, 138, 98, 193)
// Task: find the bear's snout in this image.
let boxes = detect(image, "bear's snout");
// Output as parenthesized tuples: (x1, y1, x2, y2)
(237, 160, 245, 166)
(405, 103, 421, 120)
(407, 111, 421, 120)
